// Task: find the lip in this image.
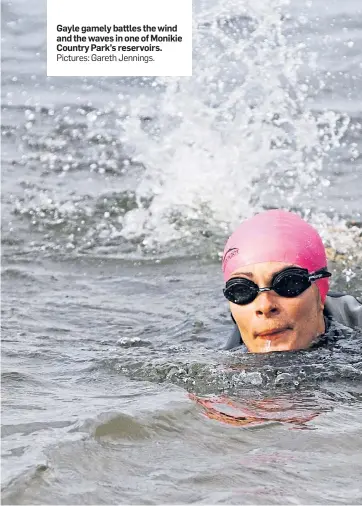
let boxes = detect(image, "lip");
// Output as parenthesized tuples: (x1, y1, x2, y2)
(256, 327, 291, 339)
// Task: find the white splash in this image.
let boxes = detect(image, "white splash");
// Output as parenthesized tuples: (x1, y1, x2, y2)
(119, 0, 349, 248)
(264, 340, 272, 353)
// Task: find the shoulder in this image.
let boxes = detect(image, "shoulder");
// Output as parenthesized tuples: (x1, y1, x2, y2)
(223, 325, 244, 351)
(324, 292, 362, 330)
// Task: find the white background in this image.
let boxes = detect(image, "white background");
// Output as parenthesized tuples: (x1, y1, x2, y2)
(47, 0, 192, 76)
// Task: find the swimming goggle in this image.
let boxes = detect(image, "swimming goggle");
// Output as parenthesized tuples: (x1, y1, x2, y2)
(223, 267, 331, 305)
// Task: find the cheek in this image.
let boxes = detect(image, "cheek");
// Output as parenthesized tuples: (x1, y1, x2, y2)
(287, 294, 319, 326)
(230, 304, 252, 329)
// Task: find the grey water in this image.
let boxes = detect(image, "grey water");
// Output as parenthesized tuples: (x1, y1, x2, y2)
(1, 0, 362, 503)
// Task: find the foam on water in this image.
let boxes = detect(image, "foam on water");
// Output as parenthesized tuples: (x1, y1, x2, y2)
(119, 0, 351, 247)
(4, 0, 360, 267)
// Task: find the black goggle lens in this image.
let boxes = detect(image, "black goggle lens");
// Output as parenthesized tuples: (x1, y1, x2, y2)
(224, 278, 259, 305)
(272, 270, 310, 297)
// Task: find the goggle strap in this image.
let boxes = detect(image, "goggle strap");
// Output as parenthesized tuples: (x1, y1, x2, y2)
(309, 269, 332, 282)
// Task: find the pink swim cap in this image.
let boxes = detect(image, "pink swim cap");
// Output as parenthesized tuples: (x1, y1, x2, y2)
(222, 210, 329, 302)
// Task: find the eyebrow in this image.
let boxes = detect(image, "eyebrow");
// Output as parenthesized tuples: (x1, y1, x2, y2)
(230, 265, 296, 280)
(229, 271, 254, 278)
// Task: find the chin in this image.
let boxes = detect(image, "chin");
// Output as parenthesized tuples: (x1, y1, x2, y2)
(254, 337, 302, 353)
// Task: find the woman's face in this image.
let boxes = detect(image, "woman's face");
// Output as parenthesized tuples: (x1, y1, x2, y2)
(229, 262, 325, 353)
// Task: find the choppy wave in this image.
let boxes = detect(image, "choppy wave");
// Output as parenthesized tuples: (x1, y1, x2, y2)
(2, 0, 361, 263)
(103, 322, 362, 396)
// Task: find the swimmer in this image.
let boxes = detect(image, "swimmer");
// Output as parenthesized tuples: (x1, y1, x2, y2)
(222, 209, 362, 353)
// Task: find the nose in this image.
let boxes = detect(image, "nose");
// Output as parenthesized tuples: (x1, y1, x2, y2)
(254, 291, 280, 317)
